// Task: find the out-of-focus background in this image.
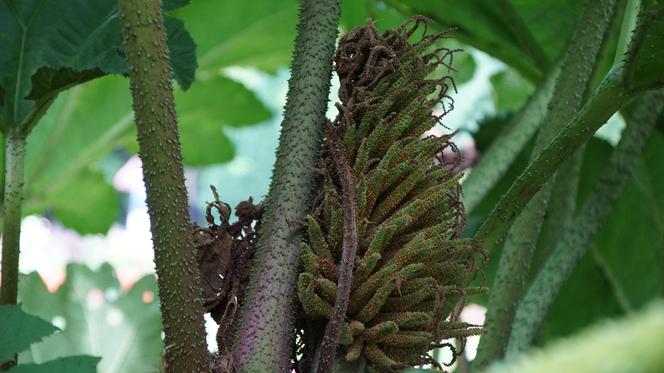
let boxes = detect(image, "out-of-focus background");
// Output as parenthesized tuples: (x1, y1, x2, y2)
(0, 1, 646, 372)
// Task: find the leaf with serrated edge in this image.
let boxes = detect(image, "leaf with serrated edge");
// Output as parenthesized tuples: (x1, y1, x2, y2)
(18, 264, 162, 373)
(0, 0, 195, 127)
(0, 304, 58, 362)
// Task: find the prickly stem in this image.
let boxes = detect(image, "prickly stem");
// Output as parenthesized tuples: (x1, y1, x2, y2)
(116, 0, 208, 371)
(231, 0, 340, 371)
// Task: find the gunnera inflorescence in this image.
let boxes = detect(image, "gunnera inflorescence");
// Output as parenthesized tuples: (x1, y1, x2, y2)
(295, 18, 486, 372)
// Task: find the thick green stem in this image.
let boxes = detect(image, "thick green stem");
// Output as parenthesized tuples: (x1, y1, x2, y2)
(462, 64, 559, 213)
(0, 130, 26, 306)
(231, 0, 340, 371)
(473, 1, 621, 367)
(397, 3, 555, 213)
(116, 1, 208, 371)
(472, 181, 555, 369)
(0, 135, 5, 231)
(506, 89, 664, 355)
(532, 150, 583, 270)
(475, 67, 633, 251)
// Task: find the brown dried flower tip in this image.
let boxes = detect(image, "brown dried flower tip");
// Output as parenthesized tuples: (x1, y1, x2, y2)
(193, 185, 263, 369)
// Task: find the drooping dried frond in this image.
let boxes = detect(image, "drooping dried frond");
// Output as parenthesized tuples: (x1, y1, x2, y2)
(296, 17, 486, 372)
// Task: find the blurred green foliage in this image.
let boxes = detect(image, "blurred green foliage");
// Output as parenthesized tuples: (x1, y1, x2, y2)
(486, 301, 664, 373)
(0, 303, 99, 372)
(18, 264, 161, 373)
(469, 127, 664, 345)
(1, 0, 664, 371)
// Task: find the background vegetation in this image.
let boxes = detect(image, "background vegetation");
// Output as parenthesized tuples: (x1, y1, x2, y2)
(0, 0, 663, 372)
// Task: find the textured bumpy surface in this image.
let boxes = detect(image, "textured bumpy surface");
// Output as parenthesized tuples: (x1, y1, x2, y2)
(231, 0, 341, 371)
(296, 18, 486, 372)
(116, 0, 209, 371)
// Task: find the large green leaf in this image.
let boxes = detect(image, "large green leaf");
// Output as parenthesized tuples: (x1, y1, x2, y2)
(9, 356, 100, 373)
(19, 76, 131, 233)
(590, 132, 664, 308)
(20, 71, 270, 233)
(18, 264, 163, 373)
(340, 0, 405, 32)
(0, 0, 195, 129)
(176, 75, 271, 165)
(177, 76, 271, 127)
(0, 304, 58, 362)
(532, 131, 664, 343)
(23, 77, 133, 197)
(382, 0, 583, 81)
(508, 0, 585, 60)
(10, 0, 280, 233)
(23, 170, 119, 234)
(174, 0, 299, 74)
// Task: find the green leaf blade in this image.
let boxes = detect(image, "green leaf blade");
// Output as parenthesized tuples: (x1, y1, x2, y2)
(0, 304, 59, 362)
(174, 0, 299, 73)
(0, 0, 196, 127)
(18, 264, 163, 373)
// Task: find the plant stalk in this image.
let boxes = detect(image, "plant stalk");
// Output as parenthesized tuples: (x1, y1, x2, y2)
(231, 0, 340, 371)
(506, 89, 664, 355)
(474, 67, 633, 251)
(116, 1, 209, 371)
(0, 130, 26, 306)
(462, 64, 559, 214)
(474, 0, 621, 367)
(532, 149, 584, 269)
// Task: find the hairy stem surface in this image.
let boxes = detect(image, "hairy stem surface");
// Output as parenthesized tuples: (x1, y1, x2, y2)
(533, 151, 583, 269)
(232, 0, 340, 371)
(475, 67, 633, 251)
(474, 1, 621, 367)
(462, 65, 559, 213)
(507, 89, 664, 354)
(117, 1, 209, 371)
